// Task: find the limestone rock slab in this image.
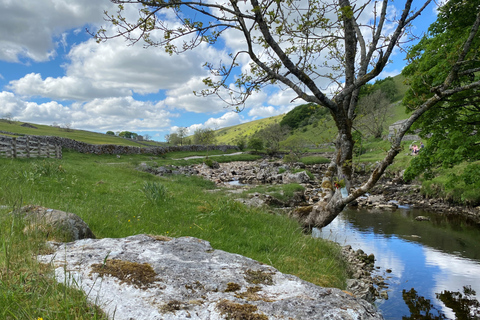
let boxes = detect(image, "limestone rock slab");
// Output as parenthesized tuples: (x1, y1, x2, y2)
(38, 234, 383, 320)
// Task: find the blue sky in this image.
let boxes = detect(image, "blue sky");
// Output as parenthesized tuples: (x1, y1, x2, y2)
(0, 0, 439, 141)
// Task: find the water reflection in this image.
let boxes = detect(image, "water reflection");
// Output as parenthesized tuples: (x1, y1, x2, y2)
(313, 208, 480, 319)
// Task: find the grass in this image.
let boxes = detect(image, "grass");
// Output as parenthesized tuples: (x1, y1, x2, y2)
(0, 150, 349, 319)
(0, 207, 108, 320)
(0, 120, 161, 147)
(419, 160, 480, 206)
(213, 115, 284, 145)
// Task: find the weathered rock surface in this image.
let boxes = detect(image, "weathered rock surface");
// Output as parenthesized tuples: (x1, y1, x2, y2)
(17, 205, 95, 241)
(38, 234, 383, 320)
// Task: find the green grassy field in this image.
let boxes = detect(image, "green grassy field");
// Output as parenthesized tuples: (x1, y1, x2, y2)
(0, 151, 348, 319)
(0, 120, 160, 147)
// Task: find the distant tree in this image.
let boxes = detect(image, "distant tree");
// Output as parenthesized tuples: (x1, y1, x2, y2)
(359, 77, 398, 102)
(280, 103, 319, 130)
(280, 136, 308, 162)
(193, 128, 216, 146)
(119, 131, 138, 139)
(166, 133, 181, 145)
(248, 136, 264, 152)
(61, 123, 73, 132)
(176, 127, 189, 146)
(233, 135, 247, 151)
(355, 90, 393, 138)
(2, 113, 14, 123)
(144, 134, 151, 141)
(106, 131, 115, 135)
(256, 123, 289, 153)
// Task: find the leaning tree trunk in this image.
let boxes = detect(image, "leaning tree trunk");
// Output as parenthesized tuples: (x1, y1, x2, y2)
(299, 112, 357, 229)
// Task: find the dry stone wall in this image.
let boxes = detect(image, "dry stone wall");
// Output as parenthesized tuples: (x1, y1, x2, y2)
(0, 131, 237, 156)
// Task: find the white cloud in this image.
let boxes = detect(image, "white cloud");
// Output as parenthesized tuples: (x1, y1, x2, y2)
(0, 0, 114, 62)
(176, 111, 244, 136)
(247, 105, 293, 119)
(164, 76, 229, 113)
(8, 36, 225, 101)
(0, 91, 174, 132)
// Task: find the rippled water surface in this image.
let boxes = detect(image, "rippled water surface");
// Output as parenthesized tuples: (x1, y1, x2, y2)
(313, 207, 480, 319)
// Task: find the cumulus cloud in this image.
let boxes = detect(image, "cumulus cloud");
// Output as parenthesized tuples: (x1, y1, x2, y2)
(8, 36, 225, 101)
(0, 91, 174, 132)
(0, 0, 114, 62)
(247, 105, 293, 119)
(164, 76, 229, 113)
(175, 111, 244, 136)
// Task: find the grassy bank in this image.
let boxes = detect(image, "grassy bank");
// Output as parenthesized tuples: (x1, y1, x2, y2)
(0, 150, 348, 319)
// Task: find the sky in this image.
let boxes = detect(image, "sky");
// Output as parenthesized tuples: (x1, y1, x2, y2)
(0, 0, 440, 142)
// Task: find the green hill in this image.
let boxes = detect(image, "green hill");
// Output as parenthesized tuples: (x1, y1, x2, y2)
(213, 74, 411, 147)
(0, 120, 163, 147)
(213, 114, 285, 145)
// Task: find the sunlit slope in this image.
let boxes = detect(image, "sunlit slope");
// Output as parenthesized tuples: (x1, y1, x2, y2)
(214, 115, 285, 144)
(0, 120, 158, 147)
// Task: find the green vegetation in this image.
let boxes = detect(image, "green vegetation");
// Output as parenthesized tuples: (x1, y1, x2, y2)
(401, 0, 480, 205)
(0, 120, 162, 147)
(0, 151, 348, 319)
(213, 115, 283, 145)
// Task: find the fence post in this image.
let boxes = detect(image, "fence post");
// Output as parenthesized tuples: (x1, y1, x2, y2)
(56, 145, 62, 159)
(46, 138, 51, 158)
(12, 137, 17, 158)
(26, 136, 30, 158)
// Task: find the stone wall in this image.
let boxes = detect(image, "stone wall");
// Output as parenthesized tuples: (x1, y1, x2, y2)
(0, 131, 238, 156)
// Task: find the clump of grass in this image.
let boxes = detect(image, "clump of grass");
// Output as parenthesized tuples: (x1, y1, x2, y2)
(142, 181, 169, 204)
(0, 210, 108, 320)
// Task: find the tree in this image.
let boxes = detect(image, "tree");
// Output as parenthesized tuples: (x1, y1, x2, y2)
(255, 123, 289, 153)
(355, 90, 393, 138)
(165, 132, 182, 145)
(280, 103, 319, 130)
(1, 112, 14, 123)
(96, 0, 480, 228)
(176, 127, 189, 146)
(106, 131, 115, 135)
(193, 128, 216, 146)
(233, 135, 247, 151)
(119, 131, 138, 139)
(248, 136, 264, 152)
(403, 0, 480, 182)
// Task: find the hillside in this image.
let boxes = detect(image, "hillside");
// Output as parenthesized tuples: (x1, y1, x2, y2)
(0, 120, 163, 147)
(213, 73, 411, 147)
(213, 114, 284, 145)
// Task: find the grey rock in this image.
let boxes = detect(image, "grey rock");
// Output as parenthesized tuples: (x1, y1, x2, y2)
(18, 205, 95, 241)
(38, 234, 383, 320)
(283, 171, 310, 184)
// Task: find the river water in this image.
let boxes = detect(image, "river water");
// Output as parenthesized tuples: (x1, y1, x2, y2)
(313, 207, 480, 319)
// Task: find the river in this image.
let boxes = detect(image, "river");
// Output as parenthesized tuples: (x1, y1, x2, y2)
(313, 207, 480, 319)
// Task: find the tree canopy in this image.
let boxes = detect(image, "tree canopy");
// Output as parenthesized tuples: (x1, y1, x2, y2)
(403, 0, 480, 181)
(96, 0, 480, 228)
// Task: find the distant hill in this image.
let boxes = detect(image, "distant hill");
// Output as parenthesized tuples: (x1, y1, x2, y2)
(213, 115, 285, 145)
(213, 73, 410, 146)
(0, 120, 163, 147)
